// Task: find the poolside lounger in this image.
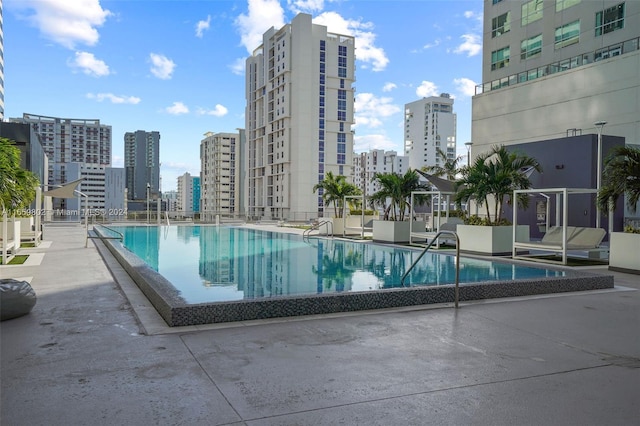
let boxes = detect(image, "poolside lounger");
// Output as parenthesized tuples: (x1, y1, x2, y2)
(565, 227, 606, 250)
(512, 226, 606, 265)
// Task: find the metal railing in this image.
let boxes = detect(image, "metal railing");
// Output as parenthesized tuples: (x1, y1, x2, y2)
(303, 220, 333, 240)
(91, 224, 124, 242)
(400, 230, 461, 308)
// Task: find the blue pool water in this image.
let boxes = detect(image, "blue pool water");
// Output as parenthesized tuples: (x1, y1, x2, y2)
(107, 225, 571, 305)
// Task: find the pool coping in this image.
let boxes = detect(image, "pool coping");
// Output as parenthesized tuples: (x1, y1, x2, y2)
(94, 227, 615, 327)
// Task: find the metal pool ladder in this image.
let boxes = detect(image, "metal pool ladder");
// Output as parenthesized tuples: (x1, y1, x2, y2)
(303, 220, 333, 240)
(91, 224, 124, 242)
(400, 230, 461, 308)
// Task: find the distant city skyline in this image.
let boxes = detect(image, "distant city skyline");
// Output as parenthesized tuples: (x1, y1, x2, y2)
(4, 0, 483, 191)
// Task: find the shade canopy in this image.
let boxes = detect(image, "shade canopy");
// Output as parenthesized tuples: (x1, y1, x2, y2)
(415, 170, 458, 193)
(43, 179, 83, 199)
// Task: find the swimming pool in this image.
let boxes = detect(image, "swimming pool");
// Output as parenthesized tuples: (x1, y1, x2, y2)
(96, 225, 614, 326)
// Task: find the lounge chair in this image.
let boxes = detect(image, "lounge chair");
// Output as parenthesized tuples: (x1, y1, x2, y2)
(513, 226, 606, 265)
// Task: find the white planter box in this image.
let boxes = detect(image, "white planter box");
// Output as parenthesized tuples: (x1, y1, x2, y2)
(457, 224, 530, 256)
(373, 220, 424, 244)
(609, 232, 640, 274)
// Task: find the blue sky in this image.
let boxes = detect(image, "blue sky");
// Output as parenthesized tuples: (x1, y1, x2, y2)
(4, 0, 483, 191)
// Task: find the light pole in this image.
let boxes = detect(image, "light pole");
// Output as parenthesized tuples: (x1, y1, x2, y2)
(146, 183, 151, 224)
(465, 141, 473, 167)
(594, 121, 607, 228)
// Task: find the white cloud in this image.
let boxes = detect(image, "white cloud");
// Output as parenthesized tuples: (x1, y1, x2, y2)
(149, 53, 176, 79)
(314, 12, 389, 72)
(354, 93, 401, 130)
(416, 81, 439, 98)
(196, 105, 229, 117)
(165, 102, 189, 115)
(287, 0, 325, 14)
(423, 39, 441, 50)
(229, 58, 246, 75)
(87, 93, 141, 104)
(354, 134, 399, 153)
(69, 51, 110, 77)
(453, 77, 478, 97)
(463, 10, 483, 22)
(454, 34, 482, 57)
(16, 0, 112, 49)
(195, 15, 211, 38)
(235, 0, 286, 54)
(382, 83, 397, 92)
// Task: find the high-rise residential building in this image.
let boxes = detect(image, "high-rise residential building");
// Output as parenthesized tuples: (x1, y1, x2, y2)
(473, 0, 640, 155)
(404, 94, 457, 171)
(124, 130, 160, 201)
(352, 150, 409, 198)
(162, 190, 179, 213)
(15, 113, 112, 213)
(245, 13, 355, 221)
(177, 172, 200, 217)
(200, 131, 240, 221)
(104, 167, 126, 220)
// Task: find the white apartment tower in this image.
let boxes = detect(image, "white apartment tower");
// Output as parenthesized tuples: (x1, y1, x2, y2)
(177, 172, 197, 217)
(352, 150, 409, 197)
(473, 0, 640, 155)
(404, 94, 457, 171)
(245, 13, 356, 221)
(16, 113, 112, 212)
(200, 131, 240, 221)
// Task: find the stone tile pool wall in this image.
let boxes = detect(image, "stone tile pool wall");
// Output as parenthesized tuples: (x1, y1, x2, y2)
(96, 228, 615, 327)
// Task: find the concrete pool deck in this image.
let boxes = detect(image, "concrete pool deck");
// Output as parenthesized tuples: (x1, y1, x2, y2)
(1, 224, 639, 425)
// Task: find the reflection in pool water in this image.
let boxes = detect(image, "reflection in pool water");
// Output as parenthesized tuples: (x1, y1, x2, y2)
(112, 225, 567, 305)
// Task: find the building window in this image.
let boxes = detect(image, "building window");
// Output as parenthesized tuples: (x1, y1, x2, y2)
(521, 34, 542, 59)
(492, 12, 510, 38)
(337, 111, 346, 121)
(320, 63, 325, 73)
(521, 0, 543, 26)
(491, 46, 510, 70)
(555, 20, 580, 49)
(320, 40, 325, 51)
(338, 68, 347, 78)
(492, 0, 503, 3)
(339, 45, 347, 56)
(595, 3, 625, 36)
(556, 0, 580, 12)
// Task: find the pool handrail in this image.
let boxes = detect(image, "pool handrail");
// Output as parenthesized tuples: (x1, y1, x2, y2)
(92, 224, 124, 242)
(400, 230, 461, 308)
(303, 220, 333, 240)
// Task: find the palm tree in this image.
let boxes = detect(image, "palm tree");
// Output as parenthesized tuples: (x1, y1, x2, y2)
(454, 145, 541, 225)
(312, 171, 361, 218)
(0, 138, 39, 215)
(370, 169, 429, 221)
(422, 147, 465, 181)
(597, 145, 640, 215)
